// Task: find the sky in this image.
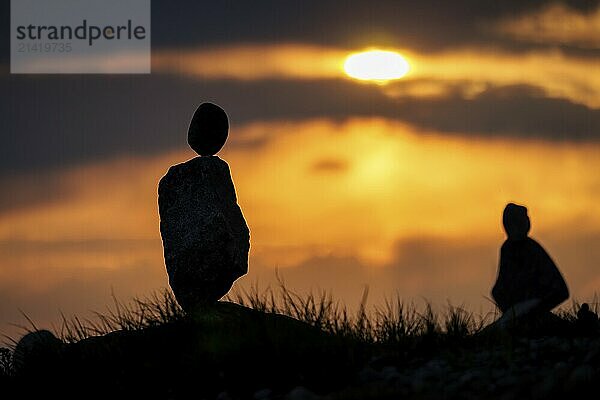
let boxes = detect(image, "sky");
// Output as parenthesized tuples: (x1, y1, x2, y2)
(1, 0, 599, 339)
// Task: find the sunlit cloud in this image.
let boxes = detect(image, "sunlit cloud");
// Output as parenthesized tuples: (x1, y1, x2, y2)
(152, 44, 348, 80)
(394, 48, 600, 108)
(152, 44, 600, 108)
(237, 118, 600, 255)
(493, 3, 600, 49)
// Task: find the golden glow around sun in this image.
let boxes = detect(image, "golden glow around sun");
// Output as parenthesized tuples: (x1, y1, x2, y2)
(344, 50, 410, 82)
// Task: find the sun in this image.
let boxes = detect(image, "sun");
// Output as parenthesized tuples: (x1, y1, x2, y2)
(343, 49, 410, 83)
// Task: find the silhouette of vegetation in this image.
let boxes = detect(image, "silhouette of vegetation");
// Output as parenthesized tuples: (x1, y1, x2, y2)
(1, 282, 597, 399)
(57, 290, 184, 343)
(2, 281, 596, 350)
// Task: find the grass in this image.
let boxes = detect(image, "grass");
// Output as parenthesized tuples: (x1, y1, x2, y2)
(56, 290, 185, 343)
(1, 280, 597, 385)
(4, 281, 598, 347)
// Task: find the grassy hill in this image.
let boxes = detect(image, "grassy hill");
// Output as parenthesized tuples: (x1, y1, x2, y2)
(1, 285, 598, 399)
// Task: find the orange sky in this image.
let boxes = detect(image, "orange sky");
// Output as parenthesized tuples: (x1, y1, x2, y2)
(1, 2, 599, 341)
(1, 118, 599, 339)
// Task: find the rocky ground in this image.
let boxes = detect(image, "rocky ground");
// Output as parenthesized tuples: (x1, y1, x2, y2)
(327, 336, 599, 400)
(236, 337, 599, 400)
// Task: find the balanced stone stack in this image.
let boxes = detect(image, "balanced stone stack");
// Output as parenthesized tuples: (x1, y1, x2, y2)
(158, 103, 250, 312)
(492, 203, 569, 317)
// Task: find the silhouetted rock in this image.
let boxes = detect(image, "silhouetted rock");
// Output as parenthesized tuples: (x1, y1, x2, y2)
(159, 157, 249, 309)
(188, 102, 229, 156)
(159, 103, 249, 311)
(285, 386, 321, 400)
(491, 203, 569, 316)
(13, 330, 64, 373)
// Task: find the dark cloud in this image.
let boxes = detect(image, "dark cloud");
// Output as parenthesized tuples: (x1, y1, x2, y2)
(2, 1, 599, 66)
(0, 74, 195, 176)
(218, 80, 600, 142)
(394, 84, 600, 141)
(147, 0, 599, 55)
(1, 75, 598, 179)
(220, 80, 600, 142)
(0, 3, 7, 63)
(310, 158, 350, 173)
